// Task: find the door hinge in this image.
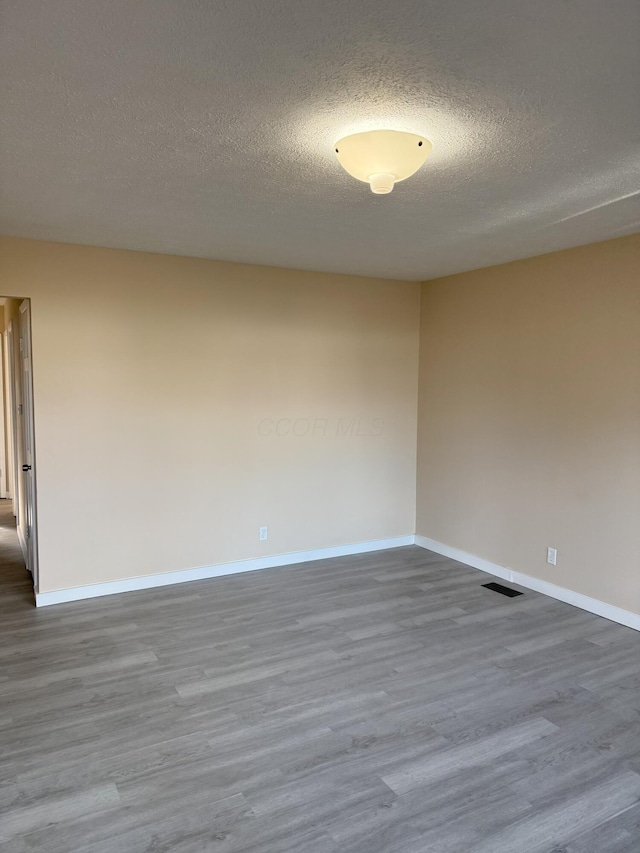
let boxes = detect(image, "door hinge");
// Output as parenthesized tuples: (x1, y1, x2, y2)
(26, 524, 31, 539)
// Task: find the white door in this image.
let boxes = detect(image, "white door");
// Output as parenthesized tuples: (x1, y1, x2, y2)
(0, 333, 7, 499)
(6, 322, 18, 515)
(18, 300, 38, 585)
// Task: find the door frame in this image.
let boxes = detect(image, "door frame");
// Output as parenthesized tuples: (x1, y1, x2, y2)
(3, 330, 15, 501)
(6, 321, 19, 519)
(17, 300, 38, 587)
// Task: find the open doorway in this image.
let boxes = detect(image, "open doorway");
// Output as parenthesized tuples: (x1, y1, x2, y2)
(0, 297, 38, 595)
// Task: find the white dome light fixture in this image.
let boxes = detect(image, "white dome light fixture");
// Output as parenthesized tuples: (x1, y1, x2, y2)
(334, 129, 432, 194)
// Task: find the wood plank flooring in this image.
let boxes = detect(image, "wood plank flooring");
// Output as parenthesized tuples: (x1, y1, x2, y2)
(1, 501, 639, 851)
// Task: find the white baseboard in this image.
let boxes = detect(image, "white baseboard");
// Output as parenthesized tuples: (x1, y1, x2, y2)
(34, 535, 416, 607)
(415, 535, 640, 632)
(35, 532, 640, 630)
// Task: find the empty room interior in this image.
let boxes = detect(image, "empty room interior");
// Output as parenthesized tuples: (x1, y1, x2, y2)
(1, 1, 639, 851)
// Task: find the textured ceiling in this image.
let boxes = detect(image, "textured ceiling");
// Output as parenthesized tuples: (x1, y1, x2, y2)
(1, 0, 639, 281)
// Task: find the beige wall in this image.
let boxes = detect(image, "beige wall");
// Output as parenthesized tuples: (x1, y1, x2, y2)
(1, 232, 638, 610)
(416, 234, 640, 614)
(0, 237, 420, 592)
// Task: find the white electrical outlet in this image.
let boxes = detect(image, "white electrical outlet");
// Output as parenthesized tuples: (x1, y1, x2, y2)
(259, 526, 268, 541)
(547, 547, 557, 566)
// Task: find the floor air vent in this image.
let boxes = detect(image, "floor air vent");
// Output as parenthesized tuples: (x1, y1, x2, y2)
(482, 582, 523, 598)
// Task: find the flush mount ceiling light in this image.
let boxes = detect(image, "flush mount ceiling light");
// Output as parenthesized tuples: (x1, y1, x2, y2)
(334, 129, 432, 194)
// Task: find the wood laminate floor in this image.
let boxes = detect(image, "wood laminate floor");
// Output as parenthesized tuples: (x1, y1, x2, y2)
(1, 502, 639, 851)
